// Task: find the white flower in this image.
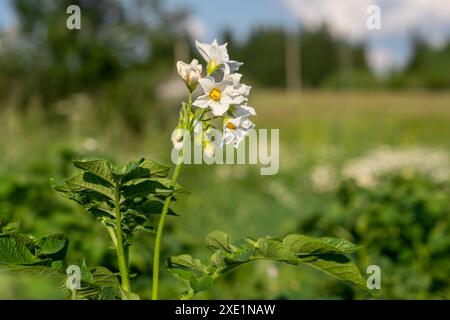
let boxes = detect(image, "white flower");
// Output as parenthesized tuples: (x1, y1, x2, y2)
(223, 116, 255, 148)
(204, 141, 216, 158)
(176, 59, 202, 91)
(195, 39, 229, 75)
(193, 120, 202, 135)
(224, 73, 251, 104)
(228, 104, 256, 118)
(224, 60, 243, 74)
(193, 77, 235, 116)
(211, 66, 251, 104)
(213, 60, 244, 81)
(171, 128, 185, 150)
(193, 120, 204, 146)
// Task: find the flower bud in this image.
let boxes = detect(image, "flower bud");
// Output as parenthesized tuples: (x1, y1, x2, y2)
(171, 128, 186, 150)
(177, 59, 202, 91)
(204, 141, 215, 158)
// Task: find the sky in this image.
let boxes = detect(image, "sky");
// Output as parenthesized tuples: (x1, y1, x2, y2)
(1, 0, 450, 74)
(167, 0, 450, 74)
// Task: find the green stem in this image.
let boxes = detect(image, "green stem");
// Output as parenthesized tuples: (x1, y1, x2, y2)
(152, 92, 192, 300)
(114, 186, 130, 292)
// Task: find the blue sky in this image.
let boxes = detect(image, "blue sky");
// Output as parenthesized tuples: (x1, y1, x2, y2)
(0, 0, 14, 29)
(165, 0, 300, 41)
(2, 0, 450, 74)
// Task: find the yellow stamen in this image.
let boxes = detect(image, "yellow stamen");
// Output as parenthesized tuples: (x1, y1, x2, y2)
(226, 121, 236, 130)
(209, 88, 222, 101)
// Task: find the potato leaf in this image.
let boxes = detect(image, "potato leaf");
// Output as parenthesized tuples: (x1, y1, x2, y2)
(167, 231, 368, 299)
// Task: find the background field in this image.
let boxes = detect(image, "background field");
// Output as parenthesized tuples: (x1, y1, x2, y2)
(1, 90, 449, 299)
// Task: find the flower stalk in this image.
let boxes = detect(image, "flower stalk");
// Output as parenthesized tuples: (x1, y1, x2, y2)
(114, 185, 130, 292)
(152, 92, 192, 300)
(154, 39, 255, 299)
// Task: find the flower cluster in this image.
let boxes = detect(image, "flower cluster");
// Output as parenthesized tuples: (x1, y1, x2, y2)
(174, 39, 256, 156)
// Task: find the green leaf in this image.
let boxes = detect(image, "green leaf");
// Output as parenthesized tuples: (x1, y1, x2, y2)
(55, 157, 183, 270)
(168, 231, 368, 299)
(36, 234, 68, 259)
(152, 178, 186, 193)
(255, 238, 298, 264)
(225, 240, 255, 263)
(121, 159, 170, 184)
(167, 255, 213, 298)
(65, 173, 115, 200)
(320, 237, 363, 254)
(120, 179, 184, 199)
(72, 264, 125, 300)
(122, 198, 178, 217)
(283, 234, 362, 256)
(121, 290, 141, 300)
(73, 158, 115, 185)
(299, 254, 367, 292)
(205, 230, 233, 252)
(0, 238, 39, 265)
(168, 254, 209, 275)
(7, 265, 68, 291)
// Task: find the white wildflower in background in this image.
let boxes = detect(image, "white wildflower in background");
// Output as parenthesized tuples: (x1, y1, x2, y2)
(310, 164, 337, 193)
(309, 146, 450, 193)
(342, 146, 450, 188)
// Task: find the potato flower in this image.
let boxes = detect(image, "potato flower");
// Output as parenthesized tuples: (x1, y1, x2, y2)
(195, 39, 230, 75)
(223, 116, 255, 148)
(193, 77, 236, 116)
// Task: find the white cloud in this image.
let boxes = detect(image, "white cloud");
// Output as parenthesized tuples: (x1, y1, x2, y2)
(282, 0, 450, 72)
(283, 0, 373, 40)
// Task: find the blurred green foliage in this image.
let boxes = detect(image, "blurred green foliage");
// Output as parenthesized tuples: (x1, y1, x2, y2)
(298, 174, 450, 299)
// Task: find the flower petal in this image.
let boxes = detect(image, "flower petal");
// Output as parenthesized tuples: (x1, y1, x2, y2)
(193, 95, 211, 109)
(210, 100, 229, 116)
(198, 77, 215, 94)
(233, 105, 256, 117)
(195, 40, 211, 63)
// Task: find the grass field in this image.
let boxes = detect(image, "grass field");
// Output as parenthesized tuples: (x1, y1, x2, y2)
(1, 90, 449, 299)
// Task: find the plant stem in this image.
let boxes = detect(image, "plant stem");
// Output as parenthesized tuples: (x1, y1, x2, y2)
(71, 289, 77, 300)
(152, 92, 192, 300)
(151, 160, 183, 300)
(114, 185, 130, 292)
